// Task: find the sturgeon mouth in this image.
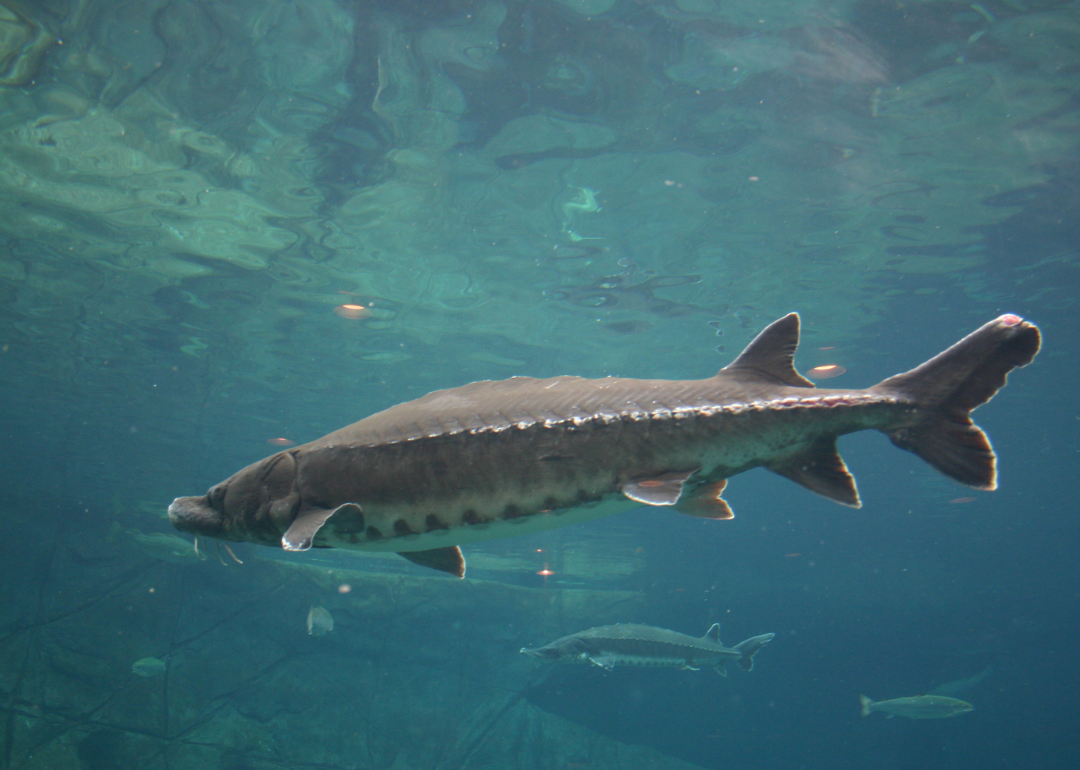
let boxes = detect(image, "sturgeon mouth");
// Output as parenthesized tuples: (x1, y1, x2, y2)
(167, 496, 224, 538)
(519, 647, 551, 660)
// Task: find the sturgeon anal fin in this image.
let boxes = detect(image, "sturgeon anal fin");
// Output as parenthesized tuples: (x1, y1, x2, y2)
(767, 441, 861, 507)
(720, 313, 815, 388)
(589, 655, 616, 670)
(622, 469, 698, 506)
(713, 665, 729, 677)
(676, 480, 735, 520)
(400, 546, 466, 578)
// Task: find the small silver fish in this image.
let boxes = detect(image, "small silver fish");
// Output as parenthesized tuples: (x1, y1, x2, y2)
(131, 657, 167, 677)
(306, 605, 334, 636)
(859, 693, 973, 719)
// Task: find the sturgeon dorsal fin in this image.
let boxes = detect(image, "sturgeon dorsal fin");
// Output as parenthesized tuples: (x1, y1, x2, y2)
(704, 623, 722, 644)
(766, 439, 861, 507)
(720, 313, 815, 388)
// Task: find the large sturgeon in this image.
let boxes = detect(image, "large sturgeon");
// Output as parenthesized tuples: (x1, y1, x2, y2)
(168, 313, 1040, 578)
(520, 623, 775, 674)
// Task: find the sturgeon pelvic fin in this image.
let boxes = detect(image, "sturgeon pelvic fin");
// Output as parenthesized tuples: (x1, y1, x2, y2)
(766, 438, 861, 507)
(400, 546, 466, 579)
(872, 314, 1041, 490)
(624, 473, 736, 519)
(622, 470, 697, 505)
(720, 312, 815, 387)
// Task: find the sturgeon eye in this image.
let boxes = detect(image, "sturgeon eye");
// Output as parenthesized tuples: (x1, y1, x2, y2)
(208, 485, 227, 509)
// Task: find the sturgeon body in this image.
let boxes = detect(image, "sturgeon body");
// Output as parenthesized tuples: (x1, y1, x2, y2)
(168, 313, 1040, 577)
(520, 623, 775, 674)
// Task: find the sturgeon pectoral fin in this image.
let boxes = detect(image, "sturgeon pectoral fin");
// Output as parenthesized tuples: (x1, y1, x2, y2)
(622, 469, 698, 505)
(589, 656, 616, 670)
(766, 440, 861, 507)
(399, 546, 466, 578)
(675, 480, 734, 520)
(283, 503, 364, 551)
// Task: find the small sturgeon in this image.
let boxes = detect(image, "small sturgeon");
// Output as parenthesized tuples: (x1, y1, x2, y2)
(859, 693, 974, 719)
(168, 313, 1040, 578)
(520, 623, 775, 674)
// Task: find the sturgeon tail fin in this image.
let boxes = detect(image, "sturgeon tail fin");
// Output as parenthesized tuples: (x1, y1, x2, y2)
(872, 314, 1040, 490)
(859, 694, 874, 719)
(733, 633, 776, 672)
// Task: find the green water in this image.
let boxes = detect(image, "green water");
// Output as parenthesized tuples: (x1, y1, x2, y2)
(1, 1, 1077, 768)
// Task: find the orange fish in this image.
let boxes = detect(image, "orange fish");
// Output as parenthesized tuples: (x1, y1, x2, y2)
(807, 364, 846, 379)
(334, 304, 371, 320)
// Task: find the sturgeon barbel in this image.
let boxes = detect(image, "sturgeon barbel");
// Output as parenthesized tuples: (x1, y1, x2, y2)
(521, 623, 775, 674)
(168, 313, 1040, 577)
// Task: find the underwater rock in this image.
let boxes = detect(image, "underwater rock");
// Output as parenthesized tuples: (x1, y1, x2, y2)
(552, 0, 617, 16)
(666, 24, 886, 91)
(76, 730, 125, 770)
(482, 114, 616, 162)
(0, 4, 54, 87)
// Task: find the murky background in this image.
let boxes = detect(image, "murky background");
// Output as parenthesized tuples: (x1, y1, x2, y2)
(1, 1, 1077, 768)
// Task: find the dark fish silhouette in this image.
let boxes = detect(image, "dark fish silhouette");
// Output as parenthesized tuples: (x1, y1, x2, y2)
(168, 313, 1040, 578)
(521, 623, 774, 674)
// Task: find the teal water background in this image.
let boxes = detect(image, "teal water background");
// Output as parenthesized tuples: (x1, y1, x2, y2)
(0, 1, 1077, 768)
